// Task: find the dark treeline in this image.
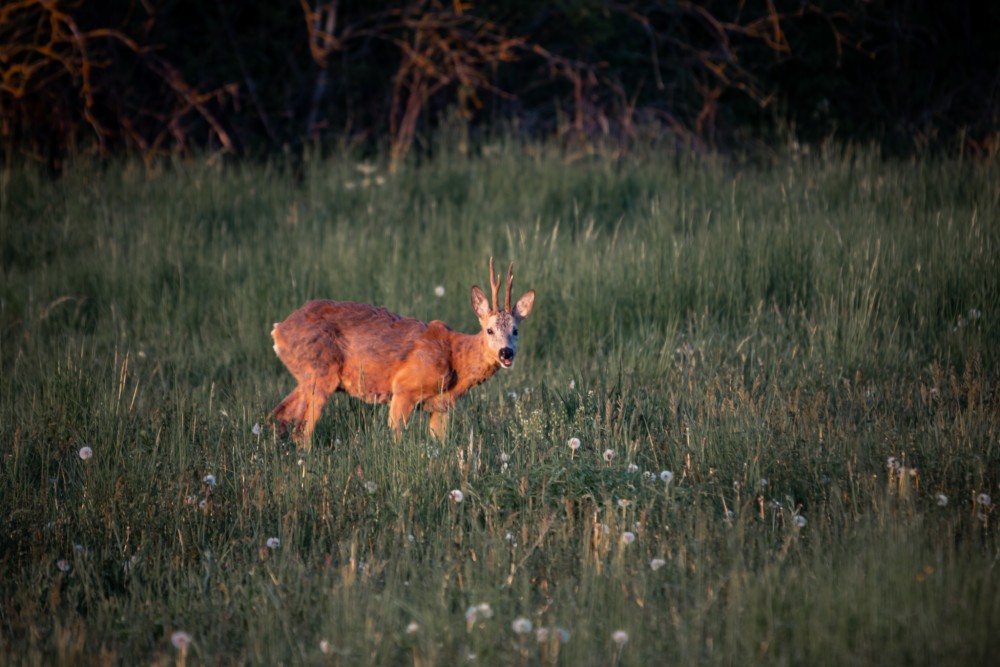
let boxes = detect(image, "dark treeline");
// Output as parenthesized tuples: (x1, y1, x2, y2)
(2, 0, 998, 169)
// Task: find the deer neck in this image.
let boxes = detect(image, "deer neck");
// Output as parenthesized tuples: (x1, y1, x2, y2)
(450, 332, 500, 397)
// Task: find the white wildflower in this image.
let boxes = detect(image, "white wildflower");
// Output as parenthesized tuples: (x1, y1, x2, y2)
(78, 447, 93, 460)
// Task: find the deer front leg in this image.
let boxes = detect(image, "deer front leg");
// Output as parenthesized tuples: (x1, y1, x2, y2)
(388, 393, 417, 439)
(429, 411, 449, 440)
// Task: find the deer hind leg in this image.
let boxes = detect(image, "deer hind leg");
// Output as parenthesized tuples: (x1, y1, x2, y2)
(272, 320, 343, 447)
(301, 376, 340, 445)
(271, 386, 308, 437)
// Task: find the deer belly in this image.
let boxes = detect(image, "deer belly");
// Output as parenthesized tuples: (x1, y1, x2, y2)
(340, 364, 393, 404)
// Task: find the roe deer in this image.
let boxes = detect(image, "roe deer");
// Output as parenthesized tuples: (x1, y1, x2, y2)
(270, 258, 535, 444)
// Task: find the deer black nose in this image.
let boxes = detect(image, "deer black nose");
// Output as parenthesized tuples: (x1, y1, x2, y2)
(499, 347, 514, 363)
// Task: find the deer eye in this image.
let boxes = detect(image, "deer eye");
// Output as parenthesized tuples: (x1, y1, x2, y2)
(513, 328, 518, 336)
(487, 328, 494, 335)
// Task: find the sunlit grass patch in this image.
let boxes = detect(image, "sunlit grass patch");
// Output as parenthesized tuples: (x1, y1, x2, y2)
(1, 144, 998, 665)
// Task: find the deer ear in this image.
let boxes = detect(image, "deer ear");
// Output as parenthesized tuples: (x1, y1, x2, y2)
(513, 290, 535, 320)
(471, 286, 492, 319)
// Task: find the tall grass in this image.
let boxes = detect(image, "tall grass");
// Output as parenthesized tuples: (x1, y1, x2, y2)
(1, 143, 998, 665)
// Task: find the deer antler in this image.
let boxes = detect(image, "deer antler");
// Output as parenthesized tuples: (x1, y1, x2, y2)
(504, 262, 514, 313)
(489, 256, 501, 312)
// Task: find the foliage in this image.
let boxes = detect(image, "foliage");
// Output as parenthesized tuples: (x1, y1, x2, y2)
(2, 0, 998, 168)
(1, 144, 998, 664)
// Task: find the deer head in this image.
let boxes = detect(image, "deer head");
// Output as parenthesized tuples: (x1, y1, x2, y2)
(470, 257, 535, 368)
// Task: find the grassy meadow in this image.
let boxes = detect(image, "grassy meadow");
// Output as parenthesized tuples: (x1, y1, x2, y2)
(1, 142, 999, 665)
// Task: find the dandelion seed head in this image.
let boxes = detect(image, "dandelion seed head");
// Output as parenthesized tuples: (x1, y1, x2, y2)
(203, 473, 216, 487)
(626, 463, 639, 474)
(450, 489, 464, 503)
(466, 602, 493, 627)
(621, 531, 635, 545)
(56, 559, 71, 572)
(617, 498, 629, 510)
(365, 481, 377, 493)
(660, 470, 674, 483)
(535, 627, 550, 643)
(171, 631, 192, 651)
(603, 449, 615, 462)
(978, 493, 992, 507)
(612, 630, 629, 646)
(650, 558, 666, 571)
(78, 446, 93, 460)
(567, 437, 581, 451)
(887, 456, 900, 471)
(793, 515, 807, 528)
(936, 493, 948, 507)
(406, 622, 420, 635)
(319, 639, 331, 654)
(266, 537, 281, 549)
(512, 617, 533, 635)
(252, 423, 262, 436)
